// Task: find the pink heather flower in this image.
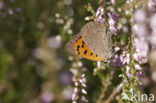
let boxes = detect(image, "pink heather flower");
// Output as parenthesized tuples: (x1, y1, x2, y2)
(133, 38, 148, 64)
(112, 54, 122, 67)
(82, 96, 88, 103)
(134, 64, 142, 70)
(108, 18, 116, 26)
(47, 35, 62, 48)
(16, 8, 22, 13)
(33, 48, 46, 59)
(59, 71, 72, 86)
(126, 66, 132, 78)
(134, 39, 149, 53)
(121, 51, 130, 64)
(136, 71, 144, 81)
(8, 9, 14, 15)
(72, 93, 77, 101)
(41, 92, 54, 103)
(112, 51, 130, 67)
(63, 88, 73, 100)
(134, 9, 146, 23)
(107, 12, 119, 22)
(107, 0, 116, 5)
(0, 2, 3, 9)
(133, 24, 147, 37)
(109, 25, 119, 35)
(111, 0, 116, 5)
(136, 68, 146, 81)
(97, 61, 101, 68)
(148, 0, 156, 11)
(96, 7, 105, 22)
(115, 47, 120, 52)
(133, 53, 148, 64)
(150, 13, 156, 31)
(108, 12, 119, 35)
(150, 32, 156, 46)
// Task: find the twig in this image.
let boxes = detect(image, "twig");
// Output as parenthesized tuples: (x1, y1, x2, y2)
(97, 70, 115, 103)
(104, 83, 123, 103)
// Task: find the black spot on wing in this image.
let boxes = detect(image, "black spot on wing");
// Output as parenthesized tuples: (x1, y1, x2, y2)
(77, 45, 80, 48)
(84, 50, 87, 54)
(81, 44, 84, 48)
(82, 40, 85, 44)
(90, 52, 93, 56)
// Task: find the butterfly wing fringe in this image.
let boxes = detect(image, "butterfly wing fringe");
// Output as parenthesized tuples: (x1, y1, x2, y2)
(65, 33, 82, 55)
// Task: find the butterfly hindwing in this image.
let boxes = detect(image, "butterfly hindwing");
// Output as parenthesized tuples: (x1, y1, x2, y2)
(73, 36, 104, 61)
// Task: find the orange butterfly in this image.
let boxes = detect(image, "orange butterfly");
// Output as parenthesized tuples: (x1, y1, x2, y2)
(66, 21, 112, 62)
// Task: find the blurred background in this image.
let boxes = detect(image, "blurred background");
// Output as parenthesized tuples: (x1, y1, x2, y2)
(0, 0, 100, 103)
(0, 0, 156, 103)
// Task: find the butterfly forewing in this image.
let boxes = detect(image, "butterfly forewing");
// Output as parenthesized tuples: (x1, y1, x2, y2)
(81, 21, 112, 61)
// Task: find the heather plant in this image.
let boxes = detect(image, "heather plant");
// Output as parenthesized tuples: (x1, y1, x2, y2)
(0, 0, 156, 103)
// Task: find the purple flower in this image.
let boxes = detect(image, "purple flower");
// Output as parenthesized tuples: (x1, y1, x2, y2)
(8, 9, 14, 15)
(108, 12, 119, 35)
(0, 2, 3, 10)
(133, 24, 147, 37)
(133, 38, 149, 64)
(59, 71, 72, 86)
(109, 26, 119, 35)
(63, 88, 73, 100)
(96, 7, 105, 22)
(136, 71, 144, 79)
(16, 8, 22, 13)
(134, 64, 142, 70)
(47, 35, 62, 48)
(150, 31, 156, 46)
(112, 51, 130, 67)
(126, 66, 132, 78)
(148, 0, 156, 11)
(97, 61, 101, 68)
(150, 13, 156, 31)
(33, 48, 47, 59)
(108, 18, 116, 26)
(136, 68, 146, 81)
(107, 12, 119, 22)
(41, 92, 54, 103)
(107, 0, 116, 5)
(111, 0, 116, 5)
(82, 96, 88, 103)
(134, 9, 146, 23)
